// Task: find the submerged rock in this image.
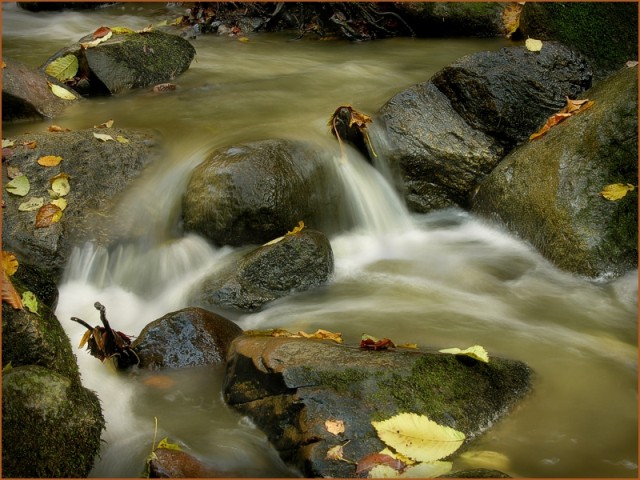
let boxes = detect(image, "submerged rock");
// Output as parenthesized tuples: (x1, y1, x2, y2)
(224, 336, 532, 477)
(192, 229, 334, 312)
(2, 365, 104, 477)
(132, 307, 243, 369)
(473, 66, 638, 278)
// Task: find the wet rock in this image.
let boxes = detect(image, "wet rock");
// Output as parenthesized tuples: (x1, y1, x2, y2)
(2, 365, 104, 477)
(2, 128, 161, 283)
(472, 66, 638, 278)
(193, 229, 334, 312)
(2, 58, 79, 122)
(182, 139, 343, 247)
(373, 81, 504, 212)
(431, 42, 592, 148)
(519, 2, 638, 80)
(440, 468, 511, 478)
(394, 2, 509, 37)
(132, 307, 243, 369)
(149, 448, 233, 478)
(224, 336, 532, 478)
(41, 30, 195, 95)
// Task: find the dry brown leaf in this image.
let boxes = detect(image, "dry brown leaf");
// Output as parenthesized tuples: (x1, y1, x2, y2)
(92, 26, 112, 39)
(94, 119, 114, 129)
(325, 419, 345, 435)
(22, 140, 37, 149)
(297, 328, 343, 343)
(35, 203, 63, 228)
(48, 125, 71, 133)
(356, 452, 406, 475)
(37, 155, 63, 167)
(2, 269, 23, 310)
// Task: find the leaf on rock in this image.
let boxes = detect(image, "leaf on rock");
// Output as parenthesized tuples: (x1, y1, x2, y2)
(92, 26, 112, 39)
(501, 2, 523, 38)
(23, 140, 37, 149)
(22, 291, 39, 314)
(397, 343, 418, 349)
(2, 269, 23, 310)
(116, 135, 130, 144)
(45, 54, 78, 82)
(371, 413, 465, 463)
(367, 464, 400, 478)
(93, 132, 114, 142)
(400, 461, 453, 478)
(94, 119, 114, 128)
(81, 29, 113, 48)
(48, 125, 71, 132)
(35, 203, 63, 228)
(287, 220, 305, 235)
(111, 26, 136, 35)
(325, 419, 345, 435)
(51, 198, 68, 211)
(525, 38, 543, 52)
(2, 252, 19, 276)
(529, 97, 594, 140)
(138, 24, 154, 33)
(297, 328, 343, 343)
(626, 60, 638, 68)
(356, 453, 406, 475)
(5, 175, 30, 196)
(326, 444, 346, 461)
(2, 139, 15, 148)
(156, 437, 181, 451)
(600, 183, 636, 201)
(439, 345, 489, 363)
(18, 196, 45, 212)
(37, 155, 63, 167)
(50, 173, 71, 197)
(48, 82, 76, 100)
(360, 334, 395, 350)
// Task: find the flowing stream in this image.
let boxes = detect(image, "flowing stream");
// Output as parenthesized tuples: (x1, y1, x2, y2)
(2, 3, 638, 478)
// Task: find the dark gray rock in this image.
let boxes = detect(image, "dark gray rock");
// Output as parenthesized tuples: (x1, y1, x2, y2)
(431, 42, 592, 148)
(132, 307, 243, 369)
(2, 365, 104, 478)
(2, 58, 79, 122)
(374, 81, 504, 212)
(193, 229, 334, 312)
(224, 336, 533, 478)
(149, 448, 234, 478)
(2, 128, 161, 283)
(472, 66, 638, 278)
(182, 139, 343, 247)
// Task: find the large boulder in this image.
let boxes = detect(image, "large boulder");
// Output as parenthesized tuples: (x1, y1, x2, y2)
(518, 2, 638, 80)
(430, 41, 592, 148)
(224, 336, 532, 478)
(2, 365, 104, 477)
(2, 57, 79, 122)
(182, 139, 343, 247)
(192, 229, 334, 312)
(2, 127, 161, 283)
(472, 66, 638, 278)
(41, 29, 195, 95)
(131, 308, 243, 370)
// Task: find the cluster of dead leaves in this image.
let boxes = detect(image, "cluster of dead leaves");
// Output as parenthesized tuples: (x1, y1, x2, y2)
(529, 97, 594, 140)
(2, 252, 39, 314)
(360, 334, 417, 351)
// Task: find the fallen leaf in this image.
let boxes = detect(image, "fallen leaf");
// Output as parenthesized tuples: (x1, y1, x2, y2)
(1, 61, 5, 69)
(50, 173, 71, 197)
(2, 148, 14, 160)
(157, 437, 181, 451)
(18, 197, 45, 212)
(287, 220, 305, 235)
(138, 24, 154, 33)
(37, 155, 63, 167)
(529, 97, 594, 140)
(92, 26, 112, 39)
(397, 343, 418, 349)
(360, 334, 395, 350)
(501, 2, 523, 38)
(325, 419, 345, 435)
(5, 175, 30, 196)
(238, 36, 250, 42)
(22, 290, 39, 314)
(116, 135, 130, 144)
(48, 125, 71, 132)
(81, 29, 113, 48)
(94, 119, 114, 128)
(93, 132, 114, 142)
(326, 444, 346, 461)
(439, 345, 489, 363)
(600, 183, 636, 201)
(6, 166, 22, 179)
(153, 83, 177, 93)
(143, 375, 176, 389)
(48, 82, 76, 100)
(372, 413, 465, 463)
(367, 464, 400, 478)
(45, 54, 78, 82)
(356, 453, 406, 475)
(22, 140, 37, 149)
(400, 461, 453, 478)
(2, 251, 19, 276)
(51, 198, 68, 211)
(458, 450, 511, 472)
(35, 203, 63, 228)
(525, 38, 543, 52)
(2, 139, 15, 148)
(2, 269, 23, 309)
(626, 60, 638, 68)
(111, 26, 136, 35)
(297, 328, 343, 343)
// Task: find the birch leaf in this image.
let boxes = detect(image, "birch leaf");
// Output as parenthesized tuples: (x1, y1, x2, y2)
(51, 198, 68, 211)
(37, 155, 63, 167)
(400, 461, 453, 478)
(297, 329, 343, 343)
(5, 175, 30, 196)
(50, 173, 71, 197)
(22, 291, 39, 314)
(18, 196, 45, 211)
(94, 119, 114, 128)
(439, 345, 489, 363)
(600, 183, 635, 201)
(35, 203, 63, 228)
(45, 54, 78, 82)
(93, 132, 114, 142)
(372, 413, 465, 463)
(48, 82, 76, 100)
(525, 38, 543, 52)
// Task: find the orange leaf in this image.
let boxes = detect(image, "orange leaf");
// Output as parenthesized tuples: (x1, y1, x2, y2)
(325, 419, 345, 435)
(35, 203, 63, 228)
(356, 453, 406, 475)
(37, 155, 63, 167)
(22, 140, 37, 149)
(48, 125, 70, 133)
(92, 26, 112, 39)
(143, 375, 176, 389)
(2, 252, 19, 276)
(2, 269, 23, 309)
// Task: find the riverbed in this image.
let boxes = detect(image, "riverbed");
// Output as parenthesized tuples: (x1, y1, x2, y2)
(2, 3, 638, 478)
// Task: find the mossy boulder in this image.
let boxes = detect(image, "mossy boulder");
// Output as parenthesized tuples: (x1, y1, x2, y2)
(192, 229, 334, 312)
(224, 336, 532, 477)
(518, 2, 638, 80)
(2, 365, 104, 477)
(472, 66, 638, 278)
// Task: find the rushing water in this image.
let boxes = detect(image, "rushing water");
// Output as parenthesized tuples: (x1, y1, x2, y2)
(3, 3, 638, 478)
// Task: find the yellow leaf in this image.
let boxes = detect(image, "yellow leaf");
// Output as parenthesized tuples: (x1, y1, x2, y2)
(48, 82, 76, 100)
(50, 173, 71, 197)
(79, 329, 92, 349)
(399, 461, 453, 478)
(157, 437, 181, 451)
(297, 328, 343, 343)
(325, 419, 345, 435)
(18, 196, 45, 212)
(238, 36, 250, 42)
(45, 54, 78, 82)
(397, 343, 418, 349)
(326, 444, 346, 461)
(372, 413, 465, 463)
(367, 464, 400, 478)
(37, 155, 63, 167)
(80, 29, 113, 48)
(94, 119, 114, 129)
(439, 345, 489, 363)
(116, 135, 130, 144)
(525, 38, 543, 52)
(51, 198, 68, 211)
(2, 139, 15, 148)
(287, 220, 305, 235)
(600, 183, 635, 201)
(2, 252, 19, 276)
(111, 26, 136, 35)
(22, 291, 39, 314)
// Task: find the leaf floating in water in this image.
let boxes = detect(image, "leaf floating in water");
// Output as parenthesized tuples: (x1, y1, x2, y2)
(37, 155, 63, 167)
(600, 183, 636, 201)
(48, 82, 76, 100)
(399, 461, 453, 478)
(371, 413, 465, 463)
(458, 450, 511, 472)
(525, 38, 543, 52)
(153, 83, 177, 93)
(45, 54, 78, 82)
(439, 345, 489, 363)
(5, 175, 30, 196)
(35, 203, 63, 228)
